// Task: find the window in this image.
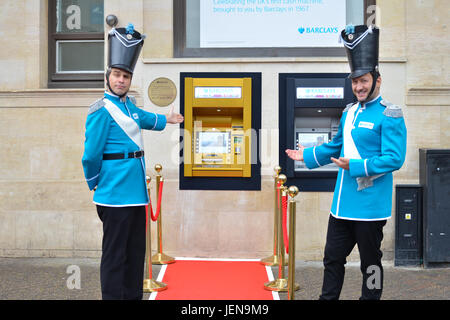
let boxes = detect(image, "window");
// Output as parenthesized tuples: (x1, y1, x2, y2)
(174, 0, 376, 58)
(48, 0, 104, 88)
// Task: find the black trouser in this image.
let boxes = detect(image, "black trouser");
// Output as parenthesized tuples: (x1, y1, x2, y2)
(319, 215, 387, 300)
(96, 205, 146, 300)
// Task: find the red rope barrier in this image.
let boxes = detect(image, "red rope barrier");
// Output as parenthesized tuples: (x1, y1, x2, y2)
(282, 194, 289, 254)
(147, 180, 164, 222)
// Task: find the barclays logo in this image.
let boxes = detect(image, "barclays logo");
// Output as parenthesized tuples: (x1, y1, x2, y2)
(298, 26, 339, 35)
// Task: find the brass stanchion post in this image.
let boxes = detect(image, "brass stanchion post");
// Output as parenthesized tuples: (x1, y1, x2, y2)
(151, 164, 175, 265)
(287, 186, 300, 300)
(143, 175, 167, 293)
(264, 174, 289, 291)
(261, 166, 286, 266)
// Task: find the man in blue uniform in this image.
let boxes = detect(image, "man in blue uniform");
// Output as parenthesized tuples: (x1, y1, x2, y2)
(286, 25, 407, 299)
(82, 24, 183, 300)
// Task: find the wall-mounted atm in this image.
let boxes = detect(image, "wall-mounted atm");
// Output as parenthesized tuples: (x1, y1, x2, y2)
(279, 73, 356, 192)
(184, 77, 252, 177)
(180, 73, 261, 190)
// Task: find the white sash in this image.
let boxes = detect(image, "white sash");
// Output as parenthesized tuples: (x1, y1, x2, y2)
(343, 103, 361, 159)
(343, 103, 383, 190)
(103, 99, 144, 150)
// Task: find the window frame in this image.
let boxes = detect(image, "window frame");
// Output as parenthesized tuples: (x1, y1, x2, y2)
(173, 0, 376, 58)
(48, 0, 105, 88)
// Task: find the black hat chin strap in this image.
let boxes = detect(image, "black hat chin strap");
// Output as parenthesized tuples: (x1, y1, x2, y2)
(362, 70, 379, 104)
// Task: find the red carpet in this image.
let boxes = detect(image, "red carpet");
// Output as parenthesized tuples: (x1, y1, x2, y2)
(153, 258, 275, 300)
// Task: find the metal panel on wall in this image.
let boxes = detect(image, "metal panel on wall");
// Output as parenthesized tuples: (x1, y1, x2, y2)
(419, 149, 450, 267)
(395, 185, 422, 266)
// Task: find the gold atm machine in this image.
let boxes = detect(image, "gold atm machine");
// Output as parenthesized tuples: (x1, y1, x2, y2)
(184, 77, 252, 179)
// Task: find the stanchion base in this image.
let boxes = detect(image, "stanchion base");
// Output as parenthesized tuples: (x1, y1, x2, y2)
(264, 278, 288, 292)
(152, 252, 175, 265)
(260, 255, 287, 266)
(143, 279, 167, 293)
(264, 278, 299, 292)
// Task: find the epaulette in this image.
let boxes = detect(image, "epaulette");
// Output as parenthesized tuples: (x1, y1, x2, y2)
(380, 99, 403, 118)
(343, 102, 357, 113)
(87, 98, 105, 115)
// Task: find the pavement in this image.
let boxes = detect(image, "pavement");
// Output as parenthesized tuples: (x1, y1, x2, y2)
(0, 257, 448, 300)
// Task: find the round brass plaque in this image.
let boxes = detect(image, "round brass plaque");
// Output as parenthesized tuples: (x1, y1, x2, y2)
(148, 77, 177, 107)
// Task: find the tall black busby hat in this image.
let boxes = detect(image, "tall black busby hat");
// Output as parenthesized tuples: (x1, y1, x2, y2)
(108, 23, 145, 74)
(340, 25, 379, 79)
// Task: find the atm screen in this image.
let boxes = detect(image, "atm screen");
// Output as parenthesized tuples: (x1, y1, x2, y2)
(195, 87, 242, 99)
(297, 132, 329, 149)
(198, 132, 230, 154)
(295, 132, 337, 171)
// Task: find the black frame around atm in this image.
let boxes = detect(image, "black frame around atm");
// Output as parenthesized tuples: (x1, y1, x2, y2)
(179, 72, 262, 190)
(279, 73, 356, 192)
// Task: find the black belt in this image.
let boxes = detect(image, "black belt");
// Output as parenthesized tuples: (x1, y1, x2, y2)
(103, 150, 145, 160)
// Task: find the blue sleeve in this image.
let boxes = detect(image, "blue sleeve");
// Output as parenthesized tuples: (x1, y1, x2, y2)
(81, 108, 110, 190)
(349, 115, 407, 178)
(303, 113, 345, 169)
(136, 107, 167, 131)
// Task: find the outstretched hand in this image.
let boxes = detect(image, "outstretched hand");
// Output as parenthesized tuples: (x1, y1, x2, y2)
(166, 105, 184, 124)
(331, 157, 350, 170)
(285, 144, 305, 161)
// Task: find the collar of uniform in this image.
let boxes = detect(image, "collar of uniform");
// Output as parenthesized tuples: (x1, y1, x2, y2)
(362, 94, 381, 109)
(104, 91, 128, 103)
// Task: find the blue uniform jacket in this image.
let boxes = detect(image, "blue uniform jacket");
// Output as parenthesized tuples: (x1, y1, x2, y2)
(82, 92, 167, 207)
(303, 96, 407, 221)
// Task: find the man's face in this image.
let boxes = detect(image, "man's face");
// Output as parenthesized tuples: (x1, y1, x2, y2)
(351, 73, 381, 102)
(107, 68, 132, 96)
